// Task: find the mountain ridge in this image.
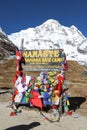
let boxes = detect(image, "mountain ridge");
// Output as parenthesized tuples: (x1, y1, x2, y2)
(0, 29, 15, 60)
(0, 19, 87, 66)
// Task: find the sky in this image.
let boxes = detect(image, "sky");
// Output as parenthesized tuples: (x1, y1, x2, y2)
(0, 0, 87, 37)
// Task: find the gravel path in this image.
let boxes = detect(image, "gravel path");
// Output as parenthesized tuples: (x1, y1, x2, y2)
(0, 101, 87, 130)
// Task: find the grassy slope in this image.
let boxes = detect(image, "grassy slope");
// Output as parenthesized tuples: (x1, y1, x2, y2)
(0, 59, 87, 88)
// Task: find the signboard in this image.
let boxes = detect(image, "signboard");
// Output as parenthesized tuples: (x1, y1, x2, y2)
(22, 49, 65, 71)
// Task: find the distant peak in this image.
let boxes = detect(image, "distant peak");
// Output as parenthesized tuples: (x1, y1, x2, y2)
(42, 19, 61, 26)
(70, 25, 77, 30)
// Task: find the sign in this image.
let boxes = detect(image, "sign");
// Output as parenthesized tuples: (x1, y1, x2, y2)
(22, 49, 65, 71)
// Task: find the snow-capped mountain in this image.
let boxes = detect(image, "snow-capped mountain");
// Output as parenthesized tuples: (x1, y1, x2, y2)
(8, 19, 87, 66)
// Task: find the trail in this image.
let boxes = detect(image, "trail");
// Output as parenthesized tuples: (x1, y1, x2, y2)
(0, 102, 87, 130)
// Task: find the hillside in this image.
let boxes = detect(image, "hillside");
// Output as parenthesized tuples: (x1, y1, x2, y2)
(0, 59, 87, 89)
(0, 31, 15, 60)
